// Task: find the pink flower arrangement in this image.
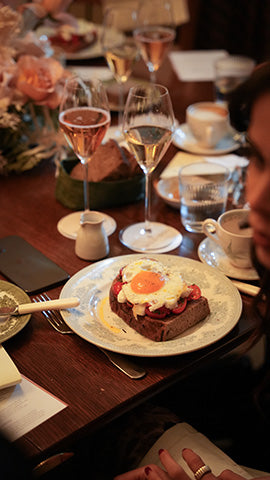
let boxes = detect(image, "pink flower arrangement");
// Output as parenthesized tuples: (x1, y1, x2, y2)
(0, 1, 73, 173)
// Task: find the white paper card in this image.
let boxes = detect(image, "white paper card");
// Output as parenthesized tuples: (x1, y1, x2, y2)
(160, 152, 249, 179)
(139, 423, 253, 478)
(0, 376, 67, 441)
(169, 50, 228, 81)
(0, 346, 21, 390)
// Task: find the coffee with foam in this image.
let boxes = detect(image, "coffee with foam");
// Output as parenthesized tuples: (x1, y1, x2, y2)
(186, 102, 229, 148)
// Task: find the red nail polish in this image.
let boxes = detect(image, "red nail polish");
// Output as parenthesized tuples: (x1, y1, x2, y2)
(145, 466, 152, 475)
(159, 448, 165, 455)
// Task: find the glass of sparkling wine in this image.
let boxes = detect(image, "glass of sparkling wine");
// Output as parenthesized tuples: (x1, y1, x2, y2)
(58, 76, 115, 238)
(134, 0, 175, 83)
(102, 5, 139, 136)
(120, 84, 182, 253)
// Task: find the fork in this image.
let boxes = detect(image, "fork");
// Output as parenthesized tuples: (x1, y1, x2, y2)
(33, 293, 146, 379)
(33, 293, 73, 334)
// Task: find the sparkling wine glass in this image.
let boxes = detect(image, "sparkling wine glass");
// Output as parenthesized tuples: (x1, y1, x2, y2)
(101, 5, 139, 138)
(134, 0, 176, 83)
(57, 75, 116, 240)
(119, 83, 182, 253)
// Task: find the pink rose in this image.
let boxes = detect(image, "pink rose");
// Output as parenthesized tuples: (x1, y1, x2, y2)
(16, 55, 67, 108)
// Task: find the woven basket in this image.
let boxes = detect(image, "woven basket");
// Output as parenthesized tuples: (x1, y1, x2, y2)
(55, 158, 145, 210)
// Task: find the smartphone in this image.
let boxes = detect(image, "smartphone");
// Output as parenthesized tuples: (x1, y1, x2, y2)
(0, 235, 70, 294)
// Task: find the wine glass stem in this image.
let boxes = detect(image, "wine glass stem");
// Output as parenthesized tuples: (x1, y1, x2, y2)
(84, 162, 90, 211)
(144, 172, 152, 234)
(150, 71, 157, 83)
(118, 83, 124, 127)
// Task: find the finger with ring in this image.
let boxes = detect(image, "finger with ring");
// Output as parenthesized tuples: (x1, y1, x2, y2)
(194, 465, 212, 480)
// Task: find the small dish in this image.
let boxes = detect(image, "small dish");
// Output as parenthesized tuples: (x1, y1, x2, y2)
(0, 281, 31, 343)
(198, 237, 259, 281)
(173, 123, 240, 155)
(154, 177, 180, 209)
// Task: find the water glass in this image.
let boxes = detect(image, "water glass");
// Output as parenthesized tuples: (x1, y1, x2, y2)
(214, 55, 255, 104)
(178, 162, 230, 233)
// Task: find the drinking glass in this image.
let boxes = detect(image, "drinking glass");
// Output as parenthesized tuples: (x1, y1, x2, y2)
(102, 5, 139, 137)
(58, 75, 116, 239)
(120, 83, 182, 253)
(134, 0, 175, 83)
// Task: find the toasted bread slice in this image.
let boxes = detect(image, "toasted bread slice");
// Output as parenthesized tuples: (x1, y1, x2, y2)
(109, 277, 210, 342)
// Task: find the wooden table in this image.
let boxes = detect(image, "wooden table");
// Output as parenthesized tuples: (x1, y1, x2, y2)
(0, 56, 258, 468)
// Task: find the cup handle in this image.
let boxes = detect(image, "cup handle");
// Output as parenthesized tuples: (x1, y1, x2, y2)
(202, 218, 220, 246)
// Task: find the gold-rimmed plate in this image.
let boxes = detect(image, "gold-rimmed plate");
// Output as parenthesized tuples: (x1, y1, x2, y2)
(0, 281, 31, 343)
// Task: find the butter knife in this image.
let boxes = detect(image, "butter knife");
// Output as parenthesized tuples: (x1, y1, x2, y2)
(232, 280, 260, 296)
(98, 347, 146, 379)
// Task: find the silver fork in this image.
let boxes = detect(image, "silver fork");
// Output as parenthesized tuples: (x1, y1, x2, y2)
(33, 293, 146, 379)
(33, 293, 73, 334)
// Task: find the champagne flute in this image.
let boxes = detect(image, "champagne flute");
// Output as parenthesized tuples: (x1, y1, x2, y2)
(134, 0, 175, 83)
(102, 5, 139, 138)
(57, 75, 116, 239)
(119, 83, 182, 253)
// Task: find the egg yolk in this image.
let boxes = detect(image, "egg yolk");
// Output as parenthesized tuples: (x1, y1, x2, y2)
(130, 271, 165, 294)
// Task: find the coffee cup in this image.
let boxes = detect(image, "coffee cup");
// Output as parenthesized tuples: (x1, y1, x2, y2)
(186, 101, 229, 148)
(202, 209, 253, 269)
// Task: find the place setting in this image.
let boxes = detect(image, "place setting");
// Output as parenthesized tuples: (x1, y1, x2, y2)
(59, 253, 242, 357)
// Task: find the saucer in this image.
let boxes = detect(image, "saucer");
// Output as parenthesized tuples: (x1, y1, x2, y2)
(57, 211, 117, 240)
(154, 177, 180, 209)
(172, 123, 240, 155)
(198, 237, 259, 281)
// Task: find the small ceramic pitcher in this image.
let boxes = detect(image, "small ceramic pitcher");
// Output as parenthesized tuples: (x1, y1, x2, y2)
(75, 211, 109, 261)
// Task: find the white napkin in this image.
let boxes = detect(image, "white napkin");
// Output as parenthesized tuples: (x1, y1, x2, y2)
(139, 423, 254, 478)
(160, 152, 248, 179)
(67, 66, 113, 82)
(169, 50, 228, 81)
(0, 345, 21, 390)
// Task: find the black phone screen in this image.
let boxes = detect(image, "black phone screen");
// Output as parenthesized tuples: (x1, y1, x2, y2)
(0, 236, 70, 294)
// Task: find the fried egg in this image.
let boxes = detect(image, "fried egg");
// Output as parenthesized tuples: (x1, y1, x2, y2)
(117, 258, 189, 317)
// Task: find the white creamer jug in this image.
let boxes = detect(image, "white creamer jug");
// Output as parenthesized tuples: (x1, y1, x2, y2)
(75, 211, 109, 261)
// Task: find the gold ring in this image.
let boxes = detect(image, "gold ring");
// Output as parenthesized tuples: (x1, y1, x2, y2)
(194, 465, 212, 480)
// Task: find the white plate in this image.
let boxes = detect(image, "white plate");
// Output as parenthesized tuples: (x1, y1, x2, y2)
(172, 124, 240, 155)
(198, 237, 259, 281)
(36, 21, 105, 60)
(60, 254, 242, 357)
(57, 211, 117, 240)
(154, 177, 180, 209)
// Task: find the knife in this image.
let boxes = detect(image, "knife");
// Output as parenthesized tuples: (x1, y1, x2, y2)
(232, 280, 260, 296)
(99, 347, 146, 379)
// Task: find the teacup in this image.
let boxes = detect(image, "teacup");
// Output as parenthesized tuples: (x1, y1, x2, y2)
(202, 209, 253, 269)
(186, 101, 229, 148)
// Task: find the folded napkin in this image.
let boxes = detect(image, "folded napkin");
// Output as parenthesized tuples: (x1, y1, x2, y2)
(160, 152, 248, 179)
(0, 345, 21, 390)
(67, 66, 113, 82)
(138, 422, 254, 478)
(169, 50, 228, 81)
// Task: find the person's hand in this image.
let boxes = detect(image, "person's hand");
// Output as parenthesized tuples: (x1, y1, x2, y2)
(114, 447, 266, 480)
